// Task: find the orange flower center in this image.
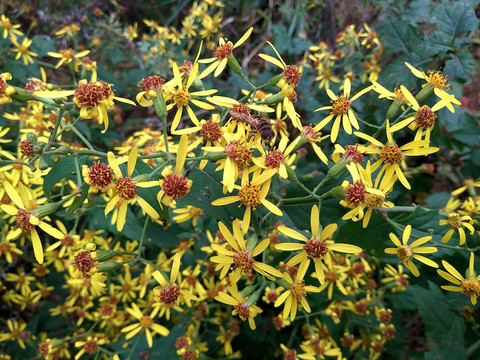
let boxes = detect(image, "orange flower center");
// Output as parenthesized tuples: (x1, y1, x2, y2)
(304, 238, 328, 259)
(0, 242, 10, 254)
(18, 44, 28, 54)
(214, 42, 233, 59)
(379, 144, 402, 165)
(290, 279, 306, 304)
(345, 181, 366, 206)
(74, 251, 94, 277)
(60, 48, 75, 59)
(83, 339, 98, 354)
(343, 145, 364, 163)
(19, 140, 35, 157)
(395, 245, 412, 261)
(159, 284, 180, 305)
(428, 69, 449, 90)
(302, 125, 321, 142)
(233, 250, 254, 276)
(200, 121, 222, 142)
(15, 209, 34, 232)
(60, 234, 75, 247)
(283, 65, 301, 87)
(139, 75, 164, 92)
(461, 278, 480, 298)
(265, 150, 284, 168)
(415, 105, 437, 128)
(364, 192, 385, 208)
(331, 96, 351, 115)
(234, 302, 250, 320)
(225, 140, 252, 168)
(285, 349, 297, 360)
(139, 315, 153, 328)
(0, 78, 6, 93)
(325, 270, 337, 283)
(100, 304, 114, 317)
(74, 80, 113, 108)
(161, 173, 192, 199)
(116, 177, 137, 200)
(173, 87, 191, 107)
(238, 184, 261, 207)
(88, 161, 114, 189)
(447, 213, 462, 229)
(266, 290, 278, 303)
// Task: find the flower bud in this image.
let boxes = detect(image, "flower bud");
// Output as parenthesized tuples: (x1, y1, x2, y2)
(153, 95, 168, 121)
(26, 133, 37, 144)
(54, 145, 69, 155)
(331, 186, 346, 198)
(96, 249, 116, 262)
(227, 55, 242, 75)
(33, 142, 46, 154)
(97, 261, 123, 272)
(327, 159, 347, 178)
(38, 156, 49, 170)
(33, 203, 59, 219)
(207, 152, 226, 162)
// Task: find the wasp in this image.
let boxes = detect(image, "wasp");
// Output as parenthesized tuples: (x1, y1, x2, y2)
(230, 112, 275, 143)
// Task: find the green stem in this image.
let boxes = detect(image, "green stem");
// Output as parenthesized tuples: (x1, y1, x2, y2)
(137, 216, 150, 255)
(43, 107, 65, 152)
(66, 125, 95, 150)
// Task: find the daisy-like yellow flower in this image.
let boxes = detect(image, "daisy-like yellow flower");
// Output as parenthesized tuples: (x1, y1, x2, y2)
(439, 212, 474, 245)
(1, 182, 64, 264)
(172, 206, 203, 226)
(259, 41, 303, 126)
(121, 303, 169, 348)
(313, 61, 340, 90)
(389, 86, 451, 141)
(0, 319, 28, 349)
(355, 120, 439, 190)
(47, 48, 90, 68)
(45, 220, 80, 259)
(215, 283, 263, 330)
(251, 137, 297, 181)
(74, 335, 107, 360)
(0, 230, 23, 263)
(199, 27, 253, 78)
(0, 72, 16, 105)
(0, 14, 23, 41)
(10, 37, 37, 65)
(136, 75, 165, 107)
(451, 178, 480, 196)
(314, 77, 373, 143)
(72, 243, 107, 294)
(82, 161, 114, 193)
(35, 79, 136, 133)
(286, 124, 329, 165)
(274, 260, 320, 321)
(152, 254, 197, 320)
(105, 148, 160, 231)
(276, 205, 362, 284)
(438, 252, 480, 305)
(165, 62, 217, 133)
(158, 134, 193, 207)
(384, 225, 438, 277)
(210, 219, 282, 281)
(212, 168, 282, 230)
(405, 62, 461, 106)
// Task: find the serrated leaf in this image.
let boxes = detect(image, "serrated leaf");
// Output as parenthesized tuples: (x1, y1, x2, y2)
(431, 2, 479, 39)
(43, 155, 88, 200)
(65, 183, 90, 216)
(443, 51, 475, 83)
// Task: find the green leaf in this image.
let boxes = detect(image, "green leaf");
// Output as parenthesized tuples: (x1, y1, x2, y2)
(431, 2, 479, 39)
(43, 155, 88, 200)
(65, 183, 90, 216)
(443, 50, 475, 83)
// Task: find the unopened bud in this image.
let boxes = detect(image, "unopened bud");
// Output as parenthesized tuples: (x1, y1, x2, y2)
(26, 133, 37, 144)
(152, 95, 168, 121)
(33, 203, 59, 219)
(54, 145, 69, 155)
(97, 261, 123, 272)
(33, 142, 46, 154)
(96, 249, 116, 262)
(227, 55, 242, 75)
(38, 156, 49, 170)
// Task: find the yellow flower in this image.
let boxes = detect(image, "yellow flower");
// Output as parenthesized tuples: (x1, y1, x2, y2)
(0, 320, 28, 349)
(355, 120, 439, 189)
(0, 15, 23, 41)
(1, 181, 64, 264)
(215, 283, 263, 330)
(451, 178, 480, 196)
(210, 219, 282, 281)
(212, 169, 282, 229)
(439, 212, 475, 245)
(121, 303, 169, 348)
(10, 37, 37, 65)
(315, 77, 373, 143)
(47, 48, 90, 68)
(276, 205, 362, 284)
(152, 254, 197, 320)
(74, 335, 107, 360)
(0, 73, 16, 105)
(172, 206, 203, 226)
(251, 137, 297, 180)
(438, 252, 480, 305)
(105, 148, 160, 231)
(158, 134, 193, 207)
(199, 27, 253, 78)
(274, 260, 320, 321)
(165, 62, 217, 133)
(45, 220, 80, 258)
(136, 75, 165, 107)
(384, 225, 438, 277)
